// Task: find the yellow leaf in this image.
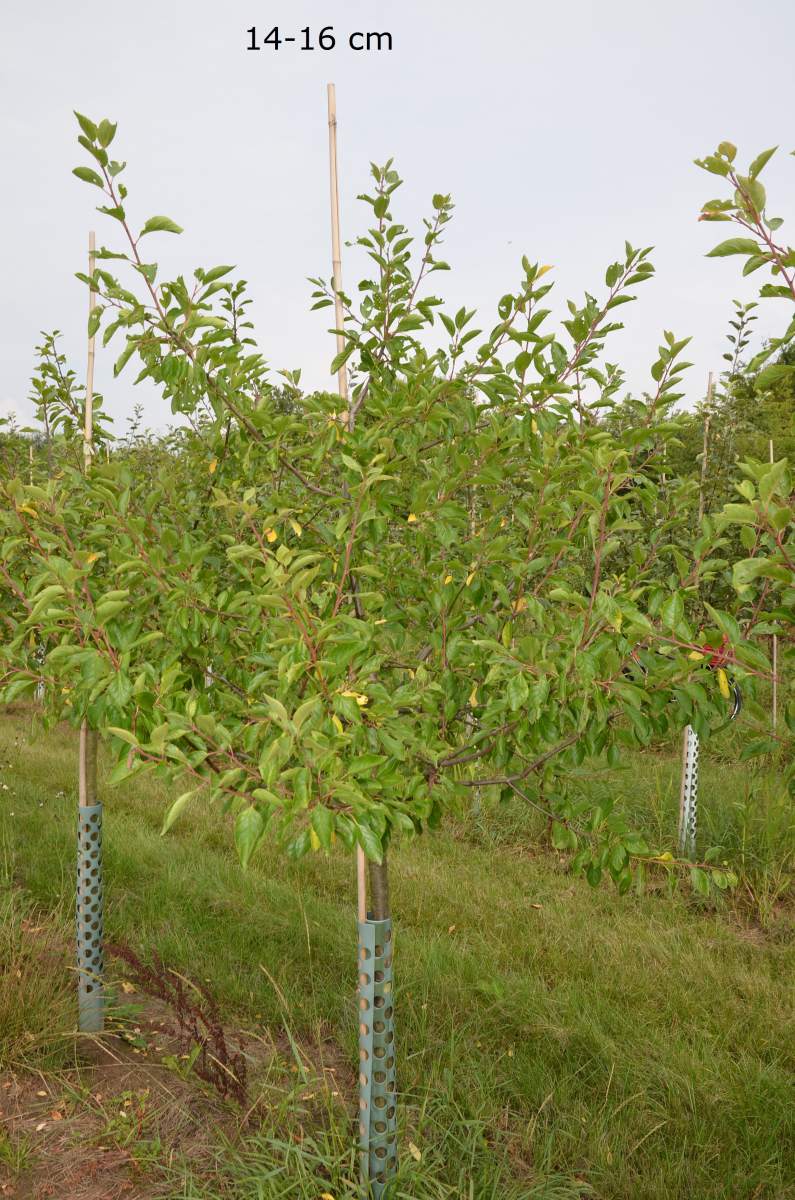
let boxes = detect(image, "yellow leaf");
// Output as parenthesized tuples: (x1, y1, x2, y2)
(408, 1141, 422, 1162)
(717, 667, 730, 700)
(208, 458, 217, 474)
(341, 690, 369, 707)
(320, 1194, 336, 1200)
(264, 527, 278, 543)
(444, 574, 453, 585)
(512, 596, 527, 614)
(688, 650, 705, 662)
(309, 829, 321, 851)
(469, 685, 478, 707)
(289, 519, 303, 537)
(537, 263, 554, 277)
(465, 572, 475, 586)
(500, 517, 508, 528)
(407, 513, 418, 524)
(19, 505, 38, 518)
(120, 981, 136, 995)
(331, 715, 344, 735)
(531, 418, 538, 434)
(656, 851, 674, 862)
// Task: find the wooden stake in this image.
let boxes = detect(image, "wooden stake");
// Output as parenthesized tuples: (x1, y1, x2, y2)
(770, 438, 778, 733)
(327, 84, 350, 413)
(327, 83, 366, 923)
(81, 230, 99, 810)
(697, 372, 714, 524)
(84, 231, 97, 473)
(78, 230, 103, 1032)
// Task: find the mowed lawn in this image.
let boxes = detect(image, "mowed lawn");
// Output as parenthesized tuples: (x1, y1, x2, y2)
(1, 707, 794, 1200)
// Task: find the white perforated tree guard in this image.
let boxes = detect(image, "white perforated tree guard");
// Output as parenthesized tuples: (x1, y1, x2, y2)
(77, 803, 104, 1031)
(678, 725, 699, 859)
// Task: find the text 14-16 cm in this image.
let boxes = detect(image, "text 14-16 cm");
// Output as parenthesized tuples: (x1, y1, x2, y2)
(246, 26, 393, 52)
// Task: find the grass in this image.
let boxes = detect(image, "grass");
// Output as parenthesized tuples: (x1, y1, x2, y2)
(0, 705, 794, 1199)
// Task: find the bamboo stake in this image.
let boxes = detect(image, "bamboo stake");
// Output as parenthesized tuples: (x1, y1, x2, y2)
(84, 232, 96, 473)
(327, 82, 367, 923)
(697, 371, 714, 524)
(77, 230, 104, 1033)
(681, 370, 714, 858)
(770, 438, 778, 733)
(327, 83, 350, 411)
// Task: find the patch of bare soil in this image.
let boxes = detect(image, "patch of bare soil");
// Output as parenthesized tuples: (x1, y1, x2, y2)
(1, 988, 234, 1199)
(1, 957, 355, 1200)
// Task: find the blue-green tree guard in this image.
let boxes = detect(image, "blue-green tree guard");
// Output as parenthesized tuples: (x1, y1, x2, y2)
(358, 915, 397, 1197)
(77, 725, 104, 1032)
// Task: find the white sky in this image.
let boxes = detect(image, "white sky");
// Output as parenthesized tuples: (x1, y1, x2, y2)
(2, 0, 794, 433)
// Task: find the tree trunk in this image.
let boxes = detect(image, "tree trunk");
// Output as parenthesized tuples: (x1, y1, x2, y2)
(368, 856, 391, 919)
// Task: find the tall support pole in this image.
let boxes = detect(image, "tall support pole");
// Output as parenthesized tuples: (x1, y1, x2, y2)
(697, 372, 714, 525)
(327, 83, 350, 413)
(770, 439, 778, 734)
(678, 724, 699, 859)
(682, 372, 714, 863)
(77, 231, 104, 1033)
(327, 83, 397, 1195)
(327, 83, 367, 927)
(84, 232, 96, 473)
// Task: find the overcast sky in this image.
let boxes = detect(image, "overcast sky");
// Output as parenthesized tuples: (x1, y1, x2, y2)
(2, 0, 794, 433)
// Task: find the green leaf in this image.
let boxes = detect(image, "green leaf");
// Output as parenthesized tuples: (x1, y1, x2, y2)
(113, 340, 137, 377)
(659, 592, 684, 631)
(139, 215, 183, 237)
(739, 737, 777, 760)
(161, 790, 196, 835)
(506, 673, 529, 712)
(690, 867, 710, 897)
(293, 695, 321, 731)
(732, 558, 766, 589)
(88, 307, 103, 338)
(262, 693, 290, 728)
(73, 166, 104, 188)
(623, 834, 649, 856)
(748, 146, 777, 178)
(330, 339, 356, 375)
(551, 822, 577, 851)
(97, 119, 117, 148)
(106, 726, 138, 747)
(755, 364, 795, 390)
(705, 238, 760, 258)
(311, 806, 334, 849)
(356, 820, 383, 863)
(74, 111, 98, 140)
(235, 806, 265, 869)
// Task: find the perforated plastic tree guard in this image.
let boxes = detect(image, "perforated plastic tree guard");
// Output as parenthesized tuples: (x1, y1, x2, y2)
(77, 803, 104, 1031)
(358, 917, 397, 1197)
(678, 725, 699, 859)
